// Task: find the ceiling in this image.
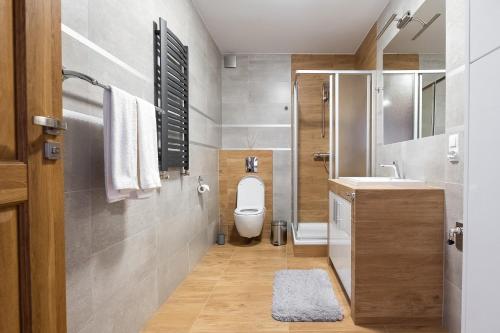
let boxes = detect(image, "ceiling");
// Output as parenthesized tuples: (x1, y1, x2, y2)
(384, 0, 446, 54)
(192, 0, 390, 54)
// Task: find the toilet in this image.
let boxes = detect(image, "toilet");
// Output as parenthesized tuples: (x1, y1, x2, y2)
(234, 176, 266, 238)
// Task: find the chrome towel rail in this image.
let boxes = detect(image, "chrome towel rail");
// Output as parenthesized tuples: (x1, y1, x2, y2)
(61, 67, 170, 179)
(62, 68, 110, 90)
(61, 68, 165, 115)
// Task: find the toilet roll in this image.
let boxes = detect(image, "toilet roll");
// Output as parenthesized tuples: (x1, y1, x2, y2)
(197, 184, 210, 194)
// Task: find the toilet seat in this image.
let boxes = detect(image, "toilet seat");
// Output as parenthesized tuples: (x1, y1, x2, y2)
(234, 207, 265, 216)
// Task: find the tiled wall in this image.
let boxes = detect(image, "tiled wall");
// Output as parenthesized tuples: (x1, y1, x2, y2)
(376, 1, 465, 332)
(61, 0, 221, 332)
(221, 54, 292, 223)
(420, 53, 446, 69)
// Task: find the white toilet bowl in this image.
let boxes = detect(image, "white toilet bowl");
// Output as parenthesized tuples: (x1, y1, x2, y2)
(233, 176, 266, 238)
(234, 207, 265, 238)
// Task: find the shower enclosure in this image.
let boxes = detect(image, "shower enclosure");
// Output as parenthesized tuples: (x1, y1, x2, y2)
(292, 70, 374, 244)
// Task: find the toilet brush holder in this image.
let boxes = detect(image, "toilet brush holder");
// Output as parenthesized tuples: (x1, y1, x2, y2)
(216, 215, 225, 245)
(216, 233, 225, 245)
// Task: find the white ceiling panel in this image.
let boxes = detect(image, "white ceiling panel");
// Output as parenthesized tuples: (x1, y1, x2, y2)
(192, 0, 390, 54)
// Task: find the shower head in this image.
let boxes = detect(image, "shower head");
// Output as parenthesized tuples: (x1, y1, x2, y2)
(377, 11, 441, 41)
(412, 13, 441, 40)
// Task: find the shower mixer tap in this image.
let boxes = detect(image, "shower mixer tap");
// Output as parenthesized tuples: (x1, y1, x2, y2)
(313, 152, 331, 161)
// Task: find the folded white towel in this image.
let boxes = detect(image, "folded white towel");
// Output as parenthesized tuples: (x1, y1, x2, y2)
(103, 86, 139, 203)
(136, 98, 162, 198)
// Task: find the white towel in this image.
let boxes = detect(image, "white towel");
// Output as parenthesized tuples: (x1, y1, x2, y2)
(135, 98, 162, 198)
(103, 86, 139, 203)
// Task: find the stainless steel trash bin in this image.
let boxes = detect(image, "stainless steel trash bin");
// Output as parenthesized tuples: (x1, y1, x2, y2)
(271, 220, 287, 246)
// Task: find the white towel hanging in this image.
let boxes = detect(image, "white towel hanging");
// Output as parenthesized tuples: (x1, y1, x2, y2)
(135, 98, 162, 198)
(103, 86, 139, 202)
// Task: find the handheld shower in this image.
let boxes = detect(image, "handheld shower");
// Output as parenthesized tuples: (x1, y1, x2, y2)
(321, 82, 329, 138)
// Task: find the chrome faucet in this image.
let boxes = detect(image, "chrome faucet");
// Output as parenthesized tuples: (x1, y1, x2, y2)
(380, 161, 401, 179)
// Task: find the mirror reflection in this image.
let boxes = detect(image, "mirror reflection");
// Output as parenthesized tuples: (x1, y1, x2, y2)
(382, 0, 445, 144)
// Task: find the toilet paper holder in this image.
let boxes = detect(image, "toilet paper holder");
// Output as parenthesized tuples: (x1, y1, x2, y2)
(197, 176, 210, 194)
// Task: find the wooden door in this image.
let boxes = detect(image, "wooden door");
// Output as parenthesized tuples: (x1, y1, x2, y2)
(1, 0, 66, 332)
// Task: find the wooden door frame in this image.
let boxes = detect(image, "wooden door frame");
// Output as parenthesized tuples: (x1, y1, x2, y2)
(13, 1, 31, 331)
(13, 0, 67, 331)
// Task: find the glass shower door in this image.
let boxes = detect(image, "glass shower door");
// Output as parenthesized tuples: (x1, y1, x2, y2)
(333, 73, 372, 178)
(292, 71, 373, 240)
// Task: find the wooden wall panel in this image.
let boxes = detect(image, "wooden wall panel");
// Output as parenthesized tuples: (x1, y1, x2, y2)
(296, 74, 331, 222)
(219, 150, 273, 242)
(355, 24, 377, 70)
(383, 54, 420, 70)
(291, 54, 356, 81)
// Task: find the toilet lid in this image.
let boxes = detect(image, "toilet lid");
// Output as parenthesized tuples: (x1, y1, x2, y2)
(234, 207, 264, 215)
(237, 176, 265, 209)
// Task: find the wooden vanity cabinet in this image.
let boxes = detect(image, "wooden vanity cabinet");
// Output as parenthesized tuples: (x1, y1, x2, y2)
(328, 179, 444, 325)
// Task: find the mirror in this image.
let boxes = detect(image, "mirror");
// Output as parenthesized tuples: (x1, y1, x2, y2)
(382, 0, 446, 144)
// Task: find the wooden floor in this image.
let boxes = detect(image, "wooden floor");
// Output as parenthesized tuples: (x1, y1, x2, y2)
(142, 241, 447, 333)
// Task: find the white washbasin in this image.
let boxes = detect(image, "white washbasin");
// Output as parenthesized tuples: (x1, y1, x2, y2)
(339, 177, 424, 186)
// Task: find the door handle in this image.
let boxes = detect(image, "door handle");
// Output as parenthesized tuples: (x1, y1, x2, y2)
(33, 116, 67, 135)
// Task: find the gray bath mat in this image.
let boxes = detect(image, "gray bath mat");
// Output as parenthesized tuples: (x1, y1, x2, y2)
(272, 269, 344, 322)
